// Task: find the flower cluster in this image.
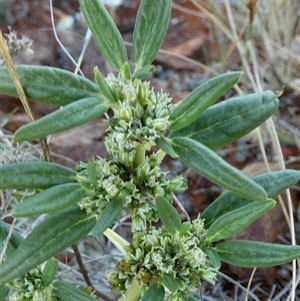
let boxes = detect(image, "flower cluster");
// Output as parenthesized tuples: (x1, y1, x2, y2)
(105, 73, 173, 165)
(6, 262, 53, 301)
(107, 215, 218, 299)
(77, 154, 186, 231)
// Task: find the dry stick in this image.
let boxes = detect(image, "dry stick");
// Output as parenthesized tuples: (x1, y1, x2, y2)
(0, 30, 51, 162)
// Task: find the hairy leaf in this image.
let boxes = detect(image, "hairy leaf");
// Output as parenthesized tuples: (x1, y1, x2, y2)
(171, 137, 267, 201)
(141, 284, 165, 301)
(202, 169, 300, 228)
(0, 65, 98, 106)
(216, 240, 300, 267)
(79, 0, 127, 70)
(169, 72, 242, 130)
(0, 207, 96, 285)
(170, 90, 279, 149)
(206, 199, 275, 242)
(11, 183, 85, 217)
(53, 281, 97, 301)
(13, 97, 108, 142)
(133, 0, 172, 69)
(0, 161, 77, 190)
(156, 196, 181, 234)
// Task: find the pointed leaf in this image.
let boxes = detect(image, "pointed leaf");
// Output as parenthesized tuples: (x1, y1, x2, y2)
(202, 169, 300, 228)
(133, 0, 172, 69)
(203, 247, 221, 269)
(171, 137, 267, 201)
(0, 206, 96, 286)
(155, 136, 177, 157)
(53, 281, 97, 301)
(170, 90, 279, 149)
(206, 199, 275, 242)
(132, 65, 156, 80)
(216, 240, 300, 267)
(11, 183, 85, 217)
(79, 0, 127, 70)
(156, 196, 181, 234)
(0, 221, 24, 249)
(162, 273, 180, 293)
(169, 72, 242, 130)
(42, 258, 58, 286)
(94, 66, 116, 103)
(91, 197, 123, 235)
(13, 97, 108, 142)
(0, 286, 9, 300)
(141, 284, 165, 301)
(0, 161, 77, 190)
(0, 65, 98, 106)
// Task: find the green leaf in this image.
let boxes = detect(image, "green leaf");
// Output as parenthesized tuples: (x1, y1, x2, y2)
(156, 196, 181, 234)
(141, 284, 165, 301)
(169, 72, 242, 131)
(216, 240, 300, 267)
(93, 66, 116, 103)
(87, 159, 98, 185)
(79, 0, 127, 71)
(155, 136, 177, 158)
(0, 65, 98, 106)
(206, 199, 275, 242)
(171, 137, 267, 201)
(202, 169, 300, 228)
(0, 221, 24, 249)
(42, 258, 58, 286)
(179, 221, 191, 236)
(0, 285, 10, 300)
(162, 273, 179, 293)
(0, 224, 16, 258)
(133, 0, 172, 69)
(0, 206, 96, 286)
(11, 183, 85, 217)
(170, 90, 279, 149)
(53, 281, 97, 301)
(13, 97, 108, 142)
(0, 161, 77, 190)
(203, 247, 221, 269)
(91, 197, 123, 235)
(132, 65, 156, 80)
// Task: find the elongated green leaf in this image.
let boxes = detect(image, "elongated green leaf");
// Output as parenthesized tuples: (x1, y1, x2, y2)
(162, 273, 179, 293)
(156, 196, 181, 234)
(0, 206, 96, 285)
(133, 0, 172, 69)
(0, 225, 15, 258)
(169, 72, 242, 131)
(141, 284, 165, 301)
(0, 221, 24, 249)
(53, 281, 97, 301)
(202, 170, 300, 228)
(91, 197, 123, 235)
(170, 91, 279, 149)
(79, 0, 127, 71)
(0, 161, 77, 190)
(132, 65, 156, 80)
(216, 240, 300, 267)
(12, 183, 85, 217)
(0, 65, 98, 106)
(13, 97, 108, 142)
(171, 137, 267, 201)
(207, 199, 275, 242)
(0, 286, 9, 300)
(203, 247, 221, 269)
(42, 258, 58, 286)
(94, 66, 116, 103)
(155, 136, 177, 157)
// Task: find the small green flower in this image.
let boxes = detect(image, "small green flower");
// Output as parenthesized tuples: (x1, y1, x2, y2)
(107, 215, 218, 298)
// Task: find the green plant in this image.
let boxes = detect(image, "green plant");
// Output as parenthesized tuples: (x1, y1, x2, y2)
(0, 0, 299, 300)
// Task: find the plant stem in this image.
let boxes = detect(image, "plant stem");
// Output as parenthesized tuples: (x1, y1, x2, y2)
(0, 30, 51, 162)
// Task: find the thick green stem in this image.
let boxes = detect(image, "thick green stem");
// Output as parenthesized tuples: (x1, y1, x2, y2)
(117, 278, 142, 301)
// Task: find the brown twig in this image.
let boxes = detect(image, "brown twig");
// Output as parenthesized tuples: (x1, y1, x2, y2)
(0, 29, 51, 162)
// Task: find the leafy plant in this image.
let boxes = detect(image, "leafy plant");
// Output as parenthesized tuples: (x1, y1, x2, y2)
(0, 0, 299, 300)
